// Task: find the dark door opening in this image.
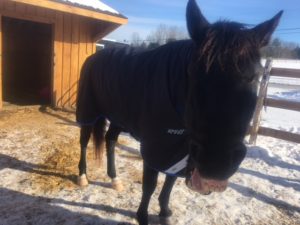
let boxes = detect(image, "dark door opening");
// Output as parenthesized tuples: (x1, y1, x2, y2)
(2, 17, 52, 106)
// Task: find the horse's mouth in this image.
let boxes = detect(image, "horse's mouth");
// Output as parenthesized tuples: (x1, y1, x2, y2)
(186, 168, 228, 195)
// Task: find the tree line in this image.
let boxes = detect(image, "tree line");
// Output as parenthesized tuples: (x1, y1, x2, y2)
(130, 24, 188, 50)
(130, 24, 300, 59)
(261, 38, 300, 59)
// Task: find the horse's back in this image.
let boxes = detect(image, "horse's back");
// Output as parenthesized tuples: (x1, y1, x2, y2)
(76, 47, 148, 133)
(76, 41, 193, 138)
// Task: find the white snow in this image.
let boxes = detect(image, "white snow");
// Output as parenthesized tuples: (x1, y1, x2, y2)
(58, 0, 120, 15)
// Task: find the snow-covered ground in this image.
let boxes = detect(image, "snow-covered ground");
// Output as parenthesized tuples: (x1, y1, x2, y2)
(0, 60, 299, 225)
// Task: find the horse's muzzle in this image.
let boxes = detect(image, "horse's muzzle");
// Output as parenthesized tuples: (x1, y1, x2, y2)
(186, 168, 228, 194)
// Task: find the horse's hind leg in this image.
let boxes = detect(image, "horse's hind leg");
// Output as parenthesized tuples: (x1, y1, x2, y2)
(105, 123, 123, 191)
(77, 125, 92, 186)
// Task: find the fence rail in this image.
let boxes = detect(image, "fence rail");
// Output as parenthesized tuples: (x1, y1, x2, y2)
(271, 68, 300, 78)
(258, 127, 300, 144)
(249, 59, 300, 144)
(264, 98, 300, 112)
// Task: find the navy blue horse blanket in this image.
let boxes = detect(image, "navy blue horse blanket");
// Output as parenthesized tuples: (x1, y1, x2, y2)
(76, 40, 194, 175)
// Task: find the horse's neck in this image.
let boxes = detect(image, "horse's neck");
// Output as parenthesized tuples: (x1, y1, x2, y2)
(163, 41, 194, 121)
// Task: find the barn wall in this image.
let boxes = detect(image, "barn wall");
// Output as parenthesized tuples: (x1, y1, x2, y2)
(54, 13, 97, 108)
(0, 16, 2, 109)
(0, 0, 98, 108)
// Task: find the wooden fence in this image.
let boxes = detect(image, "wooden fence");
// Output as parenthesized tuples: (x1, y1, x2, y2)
(249, 59, 300, 144)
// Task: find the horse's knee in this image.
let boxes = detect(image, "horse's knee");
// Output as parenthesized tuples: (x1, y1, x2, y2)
(77, 174, 89, 187)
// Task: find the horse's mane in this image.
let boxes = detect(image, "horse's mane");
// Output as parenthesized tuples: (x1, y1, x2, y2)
(199, 21, 259, 74)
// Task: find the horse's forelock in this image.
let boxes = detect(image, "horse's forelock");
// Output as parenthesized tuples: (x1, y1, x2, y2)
(198, 21, 259, 74)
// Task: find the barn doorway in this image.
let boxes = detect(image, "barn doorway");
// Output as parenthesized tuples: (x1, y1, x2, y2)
(2, 17, 52, 106)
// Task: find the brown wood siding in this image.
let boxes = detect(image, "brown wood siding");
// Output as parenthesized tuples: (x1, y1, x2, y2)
(0, 16, 2, 109)
(0, 0, 101, 108)
(61, 13, 72, 107)
(70, 15, 80, 107)
(55, 15, 96, 108)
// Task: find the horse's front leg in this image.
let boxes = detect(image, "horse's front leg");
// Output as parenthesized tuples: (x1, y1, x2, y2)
(159, 175, 177, 218)
(137, 163, 159, 225)
(77, 125, 92, 186)
(105, 124, 123, 191)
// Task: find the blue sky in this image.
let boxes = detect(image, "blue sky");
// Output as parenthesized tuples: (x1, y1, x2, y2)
(102, 0, 300, 45)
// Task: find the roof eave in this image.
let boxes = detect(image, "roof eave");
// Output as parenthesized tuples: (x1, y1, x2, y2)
(11, 0, 128, 25)
(93, 23, 121, 42)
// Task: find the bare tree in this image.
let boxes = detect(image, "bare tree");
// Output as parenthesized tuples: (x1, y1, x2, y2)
(261, 38, 299, 59)
(167, 26, 187, 41)
(131, 32, 141, 47)
(147, 24, 188, 45)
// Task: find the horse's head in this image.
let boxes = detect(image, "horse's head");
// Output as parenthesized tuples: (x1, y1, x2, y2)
(184, 0, 282, 194)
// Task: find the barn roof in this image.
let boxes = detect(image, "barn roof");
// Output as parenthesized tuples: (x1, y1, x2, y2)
(57, 0, 120, 16)
(11, 0, 127, 24)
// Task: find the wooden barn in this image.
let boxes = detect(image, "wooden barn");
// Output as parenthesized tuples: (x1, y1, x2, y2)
(0, 0, 127, 109)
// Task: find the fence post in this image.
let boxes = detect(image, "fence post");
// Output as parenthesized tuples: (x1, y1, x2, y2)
(249, 58, 273, 145)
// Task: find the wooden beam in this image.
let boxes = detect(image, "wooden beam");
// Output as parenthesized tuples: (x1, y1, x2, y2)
(258, 127, 300, 144)
(11, 0, 128, 25)
(0, 9, 55, 24)
(249, 59, 273, 144)
(270, 68, 300, 79)
(265, 98, 300, 112)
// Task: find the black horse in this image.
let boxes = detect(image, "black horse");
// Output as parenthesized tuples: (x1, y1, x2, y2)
(76, 0, 282, 224)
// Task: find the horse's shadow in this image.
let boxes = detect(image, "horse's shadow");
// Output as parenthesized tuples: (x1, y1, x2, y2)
(38, 105, 78, 127)
(0, 153, 123, 190)
(52, 197, 172, 225)
(116, 143, 140, 156)
(0, 153, 165, 224)
(0, 152, 77, 184)
(0, 187, 135, 225)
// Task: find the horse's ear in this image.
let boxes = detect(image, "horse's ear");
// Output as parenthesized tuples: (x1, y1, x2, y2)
(251, 10, 283, 47)
(186, 0, 209, 42)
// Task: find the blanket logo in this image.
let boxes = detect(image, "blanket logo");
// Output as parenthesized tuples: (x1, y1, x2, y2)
(167, 129, 185, 135)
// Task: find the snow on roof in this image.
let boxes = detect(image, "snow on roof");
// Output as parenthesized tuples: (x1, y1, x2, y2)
(58, 0, 120, 15)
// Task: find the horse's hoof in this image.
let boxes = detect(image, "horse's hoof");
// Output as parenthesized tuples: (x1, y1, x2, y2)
(112, 178, 123, 192)
(159, 208, 173, 218)
(136, 210, 148, 225)
(77, 174, 89, 187)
